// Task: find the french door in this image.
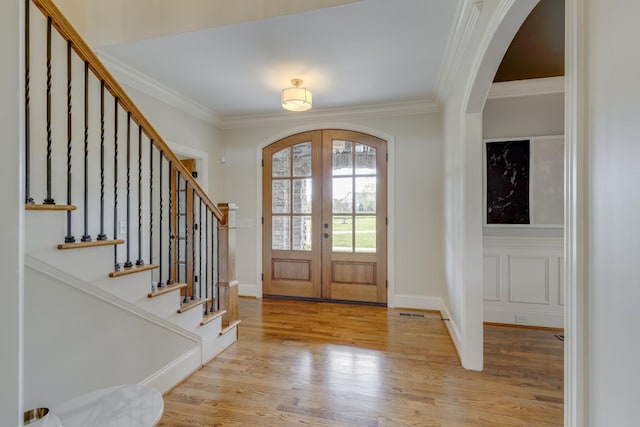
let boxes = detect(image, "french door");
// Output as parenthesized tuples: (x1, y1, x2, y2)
(262, 130, 387, 304)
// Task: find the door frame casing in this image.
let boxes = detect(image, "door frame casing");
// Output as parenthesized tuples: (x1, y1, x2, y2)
(167, 141, 209, 193)
(254, 123, 396, 306)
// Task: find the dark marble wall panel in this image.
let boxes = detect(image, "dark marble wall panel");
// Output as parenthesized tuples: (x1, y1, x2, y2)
(486, 140, 530, 224)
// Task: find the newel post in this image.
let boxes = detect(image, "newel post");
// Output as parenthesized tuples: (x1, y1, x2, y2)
(218, 203, 239, 328)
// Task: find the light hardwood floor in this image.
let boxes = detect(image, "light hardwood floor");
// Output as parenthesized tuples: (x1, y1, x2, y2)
(159, 298, 563, 426)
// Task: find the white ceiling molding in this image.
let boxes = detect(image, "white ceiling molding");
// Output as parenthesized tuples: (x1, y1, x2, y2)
(98, 49, 440, 131)
(487, 76, 565, 99)
(219, 100, 441, 130)
(98, 51, 223, 127)
(434, 0, 483, 105)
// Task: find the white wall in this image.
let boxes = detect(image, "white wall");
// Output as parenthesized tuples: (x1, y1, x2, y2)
(220, 113, 444, 307)
(483, 93, 564, 139)
(483, 94, 564, 239)
(584, 0, 640, 424)
(23, 265, 197, 409)
(481, 93, 565, 328)
(84, 0, 360, 47)
(52, 0, 85, 36)
(0, 0, 24, 425)
(441, 0, 539, 370)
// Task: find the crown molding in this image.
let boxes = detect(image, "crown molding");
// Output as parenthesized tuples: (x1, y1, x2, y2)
(487, 76, 565, 99)
(218, 99, 441, 130)
(434, 0, 483, 105)
(97, 51, 223, 127)
(97, 53, 440, 131)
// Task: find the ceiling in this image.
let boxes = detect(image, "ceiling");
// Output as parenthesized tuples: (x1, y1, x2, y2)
(98, 0, 564, 120)
(98, 0, 458, 118)
(494, 0, 564, 82)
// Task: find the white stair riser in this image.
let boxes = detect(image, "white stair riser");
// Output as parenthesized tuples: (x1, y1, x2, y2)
(169, 306, 205, 331)
(196, 315, 222, 339)
(203, 327, 238, 364)
(94, 274, 153, 303)
(25, 211, 67, 253)
(138, 291, 183, 319)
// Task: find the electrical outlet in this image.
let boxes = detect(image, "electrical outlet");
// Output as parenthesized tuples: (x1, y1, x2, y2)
(514, 315, 529, 324)
(119, 221, 127, 235)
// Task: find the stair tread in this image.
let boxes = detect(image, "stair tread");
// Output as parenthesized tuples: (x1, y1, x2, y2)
(178, 297, 211, 314)
(220, 319, 242, 335)
(200, 309, 226, 326)
(109, 263, 159, 278)
(26, 203, 77, 211)
(148, 282, 187, 298)
(58, 239, 124, 250)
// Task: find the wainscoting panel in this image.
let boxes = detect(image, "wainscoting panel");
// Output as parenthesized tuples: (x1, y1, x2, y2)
(508, 256, 549, 304)
(483, 255, 500, 301)
(483, 237, 564, 328)
(558, 256, 565, 306)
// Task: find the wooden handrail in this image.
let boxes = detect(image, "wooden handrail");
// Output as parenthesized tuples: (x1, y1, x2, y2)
(31, 0, 223, 220)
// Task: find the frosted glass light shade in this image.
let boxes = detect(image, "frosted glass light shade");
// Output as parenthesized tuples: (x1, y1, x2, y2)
(281, 80, 312, 111)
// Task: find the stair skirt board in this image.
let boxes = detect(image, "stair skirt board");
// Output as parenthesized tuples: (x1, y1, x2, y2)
(25, 254, 200, 341)
(24, 254, 237, 392)
(140, 347, 202, 394)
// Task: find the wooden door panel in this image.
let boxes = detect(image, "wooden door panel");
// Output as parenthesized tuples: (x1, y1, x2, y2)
(272, 258, 312, 282)
(263, 131, 322, 299)
(321, 130, 387, 304)
(263, 130, 386, 304)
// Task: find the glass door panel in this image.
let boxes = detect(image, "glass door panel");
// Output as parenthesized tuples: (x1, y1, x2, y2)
(330, 140, 378, 254)
(264, 130, 386, 303)
(270, 144, 313, 252)
(263, 132, 322, 298)
(322, 130, 387, 304)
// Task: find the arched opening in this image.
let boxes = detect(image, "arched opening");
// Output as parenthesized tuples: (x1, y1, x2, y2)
(261, 129, 388, 305)
(444, 0, 540, 371)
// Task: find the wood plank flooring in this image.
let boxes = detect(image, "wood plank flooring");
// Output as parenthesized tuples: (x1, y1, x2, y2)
(158, 298, 563, 426)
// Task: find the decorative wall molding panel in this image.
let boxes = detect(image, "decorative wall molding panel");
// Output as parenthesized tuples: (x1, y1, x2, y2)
(483, 236, 563, 328)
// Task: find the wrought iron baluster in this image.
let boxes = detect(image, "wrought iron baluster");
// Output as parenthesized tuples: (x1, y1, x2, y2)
(43, 17, 54, 205)
(64, 41, 75, 242)
(80, 62, 91, 242)
(183, 180, 189, 304)
(25, 0, 33, 204)
(198, 198, 202, 301)
(148, 139, 154, 271)
(216, 216, 220, 311)
(124, 113, 133, 267)
(158, 150, 164, 287)
(166, 161, 174, 285)
(97, 81, 106, 240)
(210, 212, 215, 313)
(113, 98, 119, 270)
(176, 173, 182, 290)
(204, 208, 209, 315)
(136, 127, 144, 266)
(191, 187, 196, 300)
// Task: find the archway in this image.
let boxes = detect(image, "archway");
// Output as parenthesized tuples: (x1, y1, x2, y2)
(253, 123, 396, 304)
(443, 0, 539, 372)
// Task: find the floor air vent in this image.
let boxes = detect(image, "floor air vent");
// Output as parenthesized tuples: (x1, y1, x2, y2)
(399, 312, 425, 318)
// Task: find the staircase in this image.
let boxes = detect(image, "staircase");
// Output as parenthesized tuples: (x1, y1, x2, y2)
(22, 0, 240, 410)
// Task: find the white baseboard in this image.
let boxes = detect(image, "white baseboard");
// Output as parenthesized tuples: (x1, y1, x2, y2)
(393, 294, 442, 311)
(440, 301, 463, 362)
(239, 283, 261, 298)
(484, 307, 564, 328)
(140, 348, 201, 394)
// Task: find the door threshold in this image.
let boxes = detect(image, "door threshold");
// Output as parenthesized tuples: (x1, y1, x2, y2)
(263, 294, 386, 307)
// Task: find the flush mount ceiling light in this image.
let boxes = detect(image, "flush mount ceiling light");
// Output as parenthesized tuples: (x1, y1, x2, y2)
(281, 78, 312, 112)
